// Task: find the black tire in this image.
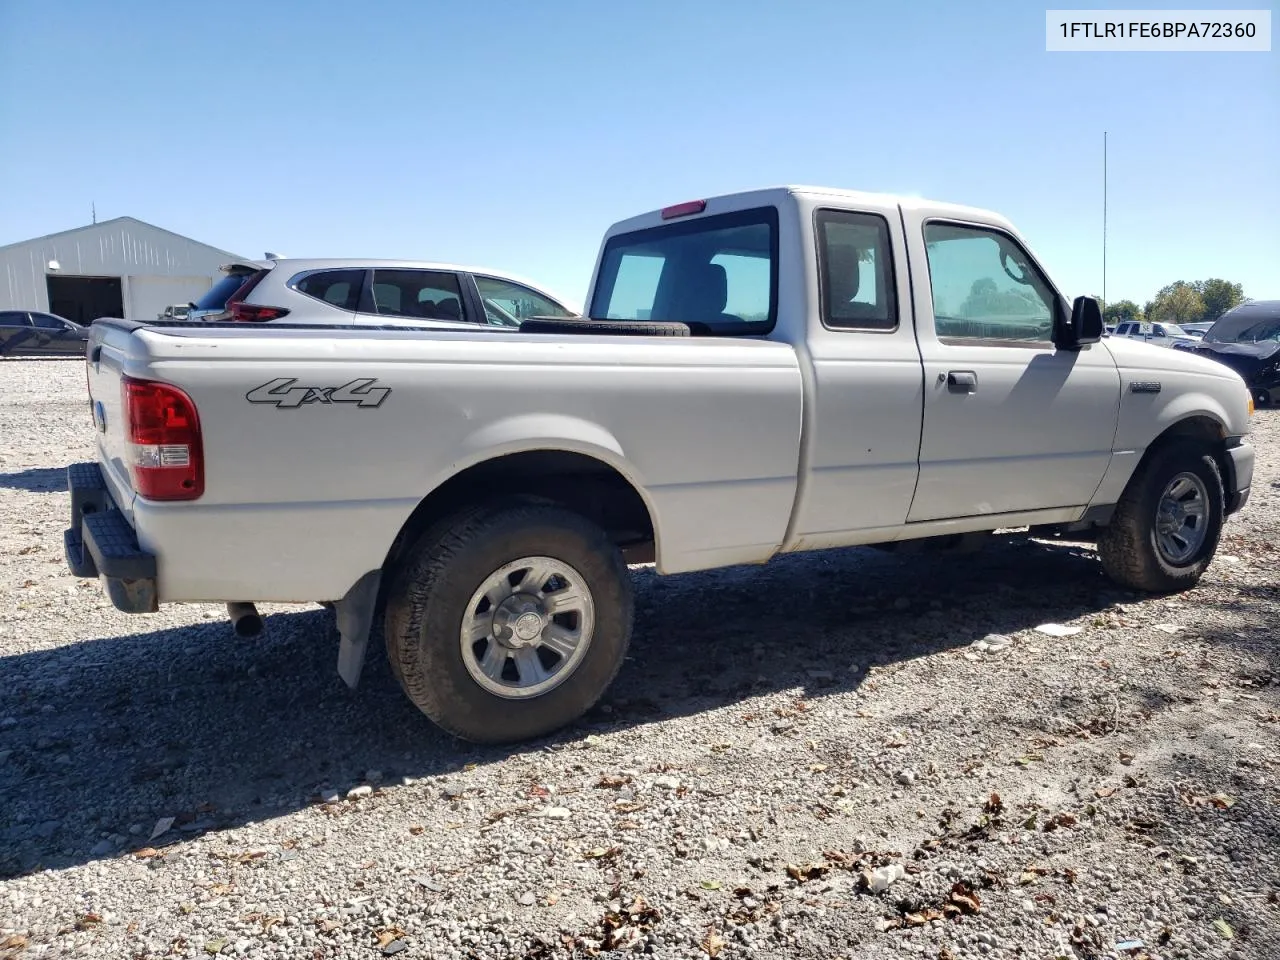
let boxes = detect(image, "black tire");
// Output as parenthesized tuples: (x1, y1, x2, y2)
(519, 317, 691, 337)
(1098, 441, 1224, 593)
(383, 503, 633, 743)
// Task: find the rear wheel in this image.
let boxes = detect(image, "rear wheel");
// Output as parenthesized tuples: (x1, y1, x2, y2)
(383, 503, 633, 743)
(1098, 442, 1224, 592)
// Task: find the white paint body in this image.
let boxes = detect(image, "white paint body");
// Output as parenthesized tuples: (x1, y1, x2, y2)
(85, 187, 1255, 604)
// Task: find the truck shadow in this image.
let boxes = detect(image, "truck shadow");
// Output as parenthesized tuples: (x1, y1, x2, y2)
(0, 466, 67, 492)
(0, 536, 1189, 878)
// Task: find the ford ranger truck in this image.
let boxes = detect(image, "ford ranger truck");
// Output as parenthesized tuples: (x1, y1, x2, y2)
(64, 186, 1255, 744)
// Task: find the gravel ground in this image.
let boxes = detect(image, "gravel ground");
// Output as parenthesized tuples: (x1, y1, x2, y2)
(1, 358, 1277, 960)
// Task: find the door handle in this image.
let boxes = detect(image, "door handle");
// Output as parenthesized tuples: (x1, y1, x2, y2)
(946, 370, 977, 392)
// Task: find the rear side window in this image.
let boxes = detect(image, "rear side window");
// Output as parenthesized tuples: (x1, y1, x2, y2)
(816, 210, 897, 330)
(591, 207, 778, 334)
(0, 311, 31, 326)
(368, 270, 467, 322)
(474, 276, 573, 326)
(292, 269, 364, 311)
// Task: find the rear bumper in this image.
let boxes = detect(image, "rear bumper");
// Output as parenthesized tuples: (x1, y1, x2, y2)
(1224, 439, 1254, 515)
(64, 461, 159, 613)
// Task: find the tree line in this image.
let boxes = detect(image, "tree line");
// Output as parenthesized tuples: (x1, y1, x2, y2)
(1102, 279, 1246, 327)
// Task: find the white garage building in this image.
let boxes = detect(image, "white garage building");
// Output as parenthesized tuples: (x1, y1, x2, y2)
(0, 217, 251, 325)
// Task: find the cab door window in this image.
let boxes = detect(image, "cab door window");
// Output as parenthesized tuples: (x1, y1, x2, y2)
(923, 223, 1058, 343)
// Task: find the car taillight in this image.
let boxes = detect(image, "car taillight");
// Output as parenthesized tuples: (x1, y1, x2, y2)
(229, 302, 290, 322)
(222, 270, 288, 322)
(122, 376, 204, 500)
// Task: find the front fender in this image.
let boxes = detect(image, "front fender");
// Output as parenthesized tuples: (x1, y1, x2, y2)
(1092, 381, 1245, 509)
(1114, 380, 1245, 453)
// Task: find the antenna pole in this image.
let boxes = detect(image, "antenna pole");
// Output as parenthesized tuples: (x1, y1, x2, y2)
(1102, 131, 1107, 306)
(92, 201, 97, 225)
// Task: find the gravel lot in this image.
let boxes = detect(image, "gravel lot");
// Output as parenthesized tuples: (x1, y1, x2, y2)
(1, 358, 1277, 960)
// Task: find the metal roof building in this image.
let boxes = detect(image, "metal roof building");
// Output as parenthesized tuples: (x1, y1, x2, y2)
(0, 217, 250, 325)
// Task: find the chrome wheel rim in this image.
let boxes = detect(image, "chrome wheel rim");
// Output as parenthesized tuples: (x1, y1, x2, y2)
(460, 556, 595, 699)
(1155, 471, 1210, 565)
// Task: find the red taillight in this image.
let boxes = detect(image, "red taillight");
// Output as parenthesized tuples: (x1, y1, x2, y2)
(229, 302, 290, 322)
(122, 376, 204, 500)
(223, 270, 288, 321)
(661, 199, 707, 220)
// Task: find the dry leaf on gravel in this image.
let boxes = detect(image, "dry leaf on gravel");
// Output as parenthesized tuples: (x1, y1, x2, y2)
(948, 882, 982, 915)
(375, 927, 407, 949)
(700, 927, 726, 958)
(600, 897, 661, 951)
(785, 862, 829, 882)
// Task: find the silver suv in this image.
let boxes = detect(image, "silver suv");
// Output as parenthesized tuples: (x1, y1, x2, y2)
(1111, 320, 1197, 348)
(186, 259, 577, 328)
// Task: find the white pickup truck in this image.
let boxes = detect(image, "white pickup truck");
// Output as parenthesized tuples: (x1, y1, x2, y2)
(65, 186, 1255, 743)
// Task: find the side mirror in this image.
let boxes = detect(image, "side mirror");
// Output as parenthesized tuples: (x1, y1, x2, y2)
(1056, 296, 1104, 350)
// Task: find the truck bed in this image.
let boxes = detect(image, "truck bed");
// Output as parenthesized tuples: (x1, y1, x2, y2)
(85, 318, 805, 602)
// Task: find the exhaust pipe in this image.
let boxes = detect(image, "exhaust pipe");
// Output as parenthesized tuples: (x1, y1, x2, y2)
(227, 602, 263, 638)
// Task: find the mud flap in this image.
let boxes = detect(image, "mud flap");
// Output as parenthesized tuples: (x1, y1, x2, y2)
(334, 570, 382, 689)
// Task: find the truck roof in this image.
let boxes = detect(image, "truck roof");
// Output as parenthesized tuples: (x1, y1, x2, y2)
(605, 185, 1015, 235)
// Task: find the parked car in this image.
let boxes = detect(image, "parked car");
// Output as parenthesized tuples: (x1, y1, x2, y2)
(65, 185, 1255, 745)
(1176, 300, 1280, 405)
(1111, 320, 1197, 348)
(1180, 321, 1214, 339)
(0, 310, 89, 357)
(185, 259, 576, 328)
(157, 304, 191, 321)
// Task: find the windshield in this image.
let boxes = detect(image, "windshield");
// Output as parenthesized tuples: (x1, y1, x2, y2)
(590, 208, 778, 335)
(1205, 305, 1280, 343)
(1160, 323, 1188, 336)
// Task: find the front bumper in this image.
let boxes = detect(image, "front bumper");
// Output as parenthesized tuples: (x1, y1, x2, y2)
(1224, 439, 1254, 515)
(64, 461, 159, 613)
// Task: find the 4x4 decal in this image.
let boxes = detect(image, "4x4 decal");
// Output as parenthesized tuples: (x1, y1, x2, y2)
(246, 378, 390, 409)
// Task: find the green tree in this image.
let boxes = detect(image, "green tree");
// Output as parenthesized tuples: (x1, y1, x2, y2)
(1194, 278, 1245, 322)
(1103, 299, 1142, 324)
(1149, 282, 1205, 325)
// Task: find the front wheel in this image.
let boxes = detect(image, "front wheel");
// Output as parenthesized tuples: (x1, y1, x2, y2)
(383, 503, 633, 743)
(1098, 442, 1224, 593)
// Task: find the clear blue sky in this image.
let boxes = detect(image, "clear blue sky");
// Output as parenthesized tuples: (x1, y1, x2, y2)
(1, 0, 1276, 309)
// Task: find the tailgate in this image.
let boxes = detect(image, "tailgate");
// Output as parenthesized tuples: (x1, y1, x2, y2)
(86, 322, 139, 523)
